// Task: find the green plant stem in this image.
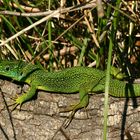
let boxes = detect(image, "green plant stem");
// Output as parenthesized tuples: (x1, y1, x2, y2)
(103, 34, 113, 140)
(48, 0, 53, 71)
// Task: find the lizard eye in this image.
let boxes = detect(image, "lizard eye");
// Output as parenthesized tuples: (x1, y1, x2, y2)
(5, 66, 10, 71)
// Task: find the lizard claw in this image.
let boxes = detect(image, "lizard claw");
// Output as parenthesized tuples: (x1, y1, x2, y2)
(8, 103, 20, 112)
(62, 110, 76, 128)
(59, 103, 80, 128)
(59, 102, 88, 128)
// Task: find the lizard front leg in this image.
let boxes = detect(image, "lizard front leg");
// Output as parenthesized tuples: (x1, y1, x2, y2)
(12, 85, 37, 109)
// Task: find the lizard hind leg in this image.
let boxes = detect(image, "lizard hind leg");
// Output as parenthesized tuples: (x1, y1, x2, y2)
(60, 80, 102, 128)
(59, 80, 101, 113)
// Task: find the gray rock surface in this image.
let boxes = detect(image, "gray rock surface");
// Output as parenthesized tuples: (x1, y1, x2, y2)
(0, 80, 140, 140)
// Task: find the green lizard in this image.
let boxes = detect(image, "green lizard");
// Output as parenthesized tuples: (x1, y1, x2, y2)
(0, 60, 139, 113)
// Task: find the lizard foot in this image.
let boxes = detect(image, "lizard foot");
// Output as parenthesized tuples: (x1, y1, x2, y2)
(8, 102, 21, 112)
(62, 110, 76, 128)
(61, 106, 88, 128)
(8, 94, 24, 111)
(59, 102, 88, 128)
(59, 103, 83, 128)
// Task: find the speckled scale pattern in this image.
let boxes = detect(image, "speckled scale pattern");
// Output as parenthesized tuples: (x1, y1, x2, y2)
(109, 79, 140, 97)
(26, 66, 106, 93)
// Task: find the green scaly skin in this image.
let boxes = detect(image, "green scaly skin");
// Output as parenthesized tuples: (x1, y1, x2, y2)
(0, 60, 140, 112)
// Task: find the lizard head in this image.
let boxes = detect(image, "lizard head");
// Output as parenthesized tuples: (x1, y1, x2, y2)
(0, 60, 26, 81)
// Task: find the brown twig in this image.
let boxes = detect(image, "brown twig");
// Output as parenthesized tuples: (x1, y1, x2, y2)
(0, 0, 97, 17)
(0, 0, 40, 12)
